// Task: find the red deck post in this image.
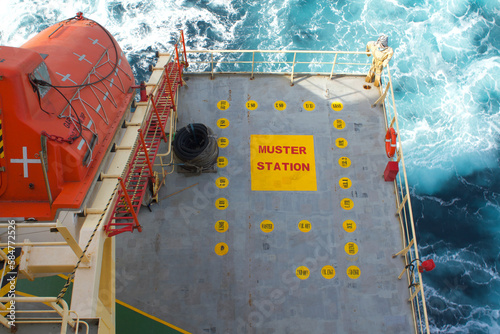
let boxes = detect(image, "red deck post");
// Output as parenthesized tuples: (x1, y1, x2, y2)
(118, 177, 142, 233)
(181, 30, 188, 67)
(175, 44, 183, 87)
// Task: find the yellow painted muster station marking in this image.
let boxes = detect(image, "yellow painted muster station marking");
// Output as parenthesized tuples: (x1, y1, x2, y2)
(217, 118, 229, 129)
(274, 100, 286, 111)
(250, 134, 317, 191)
(303, 101, 315, 111)
(215, 242, 228, 256)
(331, 101, 343, 111)
(218, 137, 229, 148)
(260, 220, 274, 233)
(296, 266, 310, 280)
(339, 157, 351, 168)
(217, 156, 228, 168)
(216, 176, 229, 189)
(215, 198, 228, 210)
(246, 100, 258, 110)
(298, 220, 311, 232)
(217, 100, 230, 110)
(341, 198, 354, 210)
(347, 265, 361, 279)
(339, 177, 352, 189)
(333, 119, 346, 130)
(343, 219, 357, 232)
(321, 265, 336, 279)
(344, 242, 359, 255)
(215, 220, 228, 233)
(0, 118, 4, 158)
(335, 138, 348, 148)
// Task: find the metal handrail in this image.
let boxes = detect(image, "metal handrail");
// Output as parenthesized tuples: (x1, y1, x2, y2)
(184, 49, 371, 84)
(181, 49, 430, 334)
(382, 65, 430, 334)
(0, 297, 88, 334)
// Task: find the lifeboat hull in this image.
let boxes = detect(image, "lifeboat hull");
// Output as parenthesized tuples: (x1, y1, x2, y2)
(0, 16, 135, 220)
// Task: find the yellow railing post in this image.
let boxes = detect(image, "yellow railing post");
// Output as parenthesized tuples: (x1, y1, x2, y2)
(251, 51, 255, 79)
(210, 52, 214, 80)
(329, 53, 338, 79)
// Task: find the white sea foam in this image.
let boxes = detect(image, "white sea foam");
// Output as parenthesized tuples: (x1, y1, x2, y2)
(1, 1, 499, 332)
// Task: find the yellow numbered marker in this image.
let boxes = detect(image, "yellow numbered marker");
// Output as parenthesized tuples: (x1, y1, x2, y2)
(338, 157, 351, 168)
(321, 265, 336, 279)
(215, 242, 228, 256)
(344, 242, 359, 255)
(215, 198, 228, 210)
(303, 101, 315, 111)
(260, 220, 274, 233)
(216, 176, 229, 189)
(331, 101, 343, 111)
(217, 100, 229, 110)
(274, 100, 287, 111)
(217, 100, 230, 110)
(298, 220, 311, 233)
(333, 119, 346, 130)
(218, 137, 229, 148)
(296, 266, 310, 280)
(335, 138, 348, 148)
(341, 198, 354, 210)
(215, 220, 228, 233)
(246, 100, 258, 110)
(217, 118, 230, 129)
(347, 265, 361, 279)
(343, 220, 357, 233)
(217, 156, 228, 168)
(339, 177, 352, 189)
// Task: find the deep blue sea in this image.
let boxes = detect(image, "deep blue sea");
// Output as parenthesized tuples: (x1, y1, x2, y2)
(1, 0, 499, 332)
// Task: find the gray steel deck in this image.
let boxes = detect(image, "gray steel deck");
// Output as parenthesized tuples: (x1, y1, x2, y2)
(116, 73, 413, 333)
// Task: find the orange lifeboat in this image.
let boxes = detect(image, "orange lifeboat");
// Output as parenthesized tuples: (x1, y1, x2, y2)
(0, 14, 135, 220)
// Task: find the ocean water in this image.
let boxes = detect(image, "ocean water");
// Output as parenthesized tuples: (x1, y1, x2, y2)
(1, 0, 499, 332)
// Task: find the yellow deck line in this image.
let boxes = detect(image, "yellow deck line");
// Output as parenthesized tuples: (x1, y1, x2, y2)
(115, 299, 191, 334)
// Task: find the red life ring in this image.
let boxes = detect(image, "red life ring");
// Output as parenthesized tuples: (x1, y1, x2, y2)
(385, 127, 397, 158)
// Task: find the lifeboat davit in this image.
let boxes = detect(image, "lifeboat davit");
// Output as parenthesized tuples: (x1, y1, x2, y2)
(0, 13, 135, 220)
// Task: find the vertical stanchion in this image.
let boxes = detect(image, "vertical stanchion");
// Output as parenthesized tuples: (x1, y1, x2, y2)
(181, 30, 188, 66)
(211, 52, 214, 80)
(175, 45, 183, 86)
(251, 52, 255, 80)
(330, 53, 338, 79)
(291, 52, 297, 85)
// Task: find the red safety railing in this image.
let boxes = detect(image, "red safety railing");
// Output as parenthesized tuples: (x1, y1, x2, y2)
(104, 32, 187, 237)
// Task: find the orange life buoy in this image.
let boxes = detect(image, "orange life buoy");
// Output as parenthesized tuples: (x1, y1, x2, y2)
(385, 127, 397, 158)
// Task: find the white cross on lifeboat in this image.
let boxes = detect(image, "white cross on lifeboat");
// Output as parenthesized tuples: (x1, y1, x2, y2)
(10, 147, 41, 178)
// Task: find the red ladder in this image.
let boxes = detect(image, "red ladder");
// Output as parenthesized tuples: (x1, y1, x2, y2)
(104, 61, 184, 237)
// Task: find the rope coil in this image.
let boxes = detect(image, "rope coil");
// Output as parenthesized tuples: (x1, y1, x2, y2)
(172, 123, 218, 173)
